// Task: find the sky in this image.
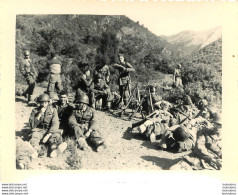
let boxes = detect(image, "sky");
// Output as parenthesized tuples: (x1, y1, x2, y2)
(126, 3, 224, 36)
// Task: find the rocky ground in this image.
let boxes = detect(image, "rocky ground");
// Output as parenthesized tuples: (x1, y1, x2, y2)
(15, 85, 189, 170)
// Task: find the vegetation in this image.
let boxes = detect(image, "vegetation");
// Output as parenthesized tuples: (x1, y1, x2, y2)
(15, 15, 222, 108)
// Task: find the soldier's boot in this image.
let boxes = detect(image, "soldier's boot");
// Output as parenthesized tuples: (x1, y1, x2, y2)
(27, 95, 36, 106)
(77, 137, 90, 151)
(138, 124, 147, 134)
(50, 142, 68, 158)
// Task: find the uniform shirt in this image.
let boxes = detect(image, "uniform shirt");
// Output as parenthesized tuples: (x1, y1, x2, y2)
(29, 106, 59, 133)
(174, 68, 182, 78)
(20, 58, 37, 78)
(114, 62, 135, 86)
(76, 74, 93, 93)
(48, 58, 61, 74)
(55, 103, 74, 127)
(91, 79, 109, 93)
(193, 128, 222, 162)
(95, 65, 110, 83)
(68, 107, 97, 130)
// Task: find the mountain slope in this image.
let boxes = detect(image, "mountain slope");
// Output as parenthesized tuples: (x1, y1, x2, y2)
(162, 26, 222, 55)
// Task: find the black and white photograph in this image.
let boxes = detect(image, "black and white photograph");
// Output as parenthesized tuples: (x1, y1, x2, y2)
(14, 10, 223, 171)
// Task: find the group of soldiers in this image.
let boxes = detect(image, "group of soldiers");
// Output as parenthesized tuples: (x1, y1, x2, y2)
(17, 49, 222, 171)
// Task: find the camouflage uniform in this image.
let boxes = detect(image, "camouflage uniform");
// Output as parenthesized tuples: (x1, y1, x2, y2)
(20, 58, 38, 102)
(47, 58, 63, 93)
(29, 105, 61, 152)
(68, 106, 104, 149)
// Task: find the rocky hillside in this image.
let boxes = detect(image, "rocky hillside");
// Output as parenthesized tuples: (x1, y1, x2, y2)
(162, 26, 222, 55)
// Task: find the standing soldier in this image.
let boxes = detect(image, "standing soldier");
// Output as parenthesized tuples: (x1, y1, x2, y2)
(173, 63, 183, 88)
(113, 54, 135, 107)
(68, 93, 106, 152)
(29, 94, 66, 157)
(20, 50, 38, 105)
(47, 54, 63, 94)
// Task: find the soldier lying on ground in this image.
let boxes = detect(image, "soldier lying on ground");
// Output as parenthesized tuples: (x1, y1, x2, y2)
(132, 100, 174, 142)
(91, 73, 113, 111)
(29, 94, 67, 158)
(169, 112, 222, 170)
(68, 93, 106, 152)
(19, 50, 38, 106)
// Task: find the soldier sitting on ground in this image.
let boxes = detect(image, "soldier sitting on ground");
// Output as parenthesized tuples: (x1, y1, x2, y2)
(29, 93, 67, 158)
(91, 73, 113, 111)
(19, 50, 38, 106)
(55, 90, 75, 137)
(169, 112, 222, 170)
(95, 63, 110, 84)
(68, 93, 106, 152)
(75, 65, 94, 107)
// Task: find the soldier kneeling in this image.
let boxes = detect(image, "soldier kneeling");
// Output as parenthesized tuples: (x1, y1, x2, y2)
(68, 93, 106, 152)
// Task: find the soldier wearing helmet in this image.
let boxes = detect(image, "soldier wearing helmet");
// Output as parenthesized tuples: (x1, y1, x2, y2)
(68, 93, 106, 152)
(91, 73, 113, 111)
(170, 112, 222, 170)
(19, 50, 38, 105)
(47, 53, 63, 94)
(29, 93, 65, 158)
(113, 54, 135, 107)
(173, 63, 183, 88)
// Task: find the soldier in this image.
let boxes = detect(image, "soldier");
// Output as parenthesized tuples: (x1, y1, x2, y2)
(170, 112, 222, 170)
(75, 67, 94, 107)
(113, 54, 135, 107)
(91, 73, 113, 111)
(47, 54, 63, 94)
(133, 101, 173, 142)
(157, 125, 197, 153)
(95, 64, 110, 84)
(29, 94, 66, 158)
(20, 50, 38, 105)
(173, 63, 183, 88)
(68, 93, 106, 152)
(55, 90, 74, 137)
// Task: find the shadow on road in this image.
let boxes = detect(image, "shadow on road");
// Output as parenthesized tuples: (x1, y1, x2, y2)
(15, 122, 31, 141)
(141, 155, 182, 170)
(15, 97, 28, 104)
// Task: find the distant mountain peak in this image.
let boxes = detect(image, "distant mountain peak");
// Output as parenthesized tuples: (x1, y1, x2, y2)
(161, 26, 222, 55)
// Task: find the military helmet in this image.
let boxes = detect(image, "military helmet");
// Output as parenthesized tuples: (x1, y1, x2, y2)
(177, 64, 182, 68)
(212, 112, 222, 125)
(38, 94, 50, 102)
(173, 126, 189, 141)
(48, 92, 59, 101)
(23, 50, 30, 56)
(75, 93, 89, 105)
(96, 73, 103, 79)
